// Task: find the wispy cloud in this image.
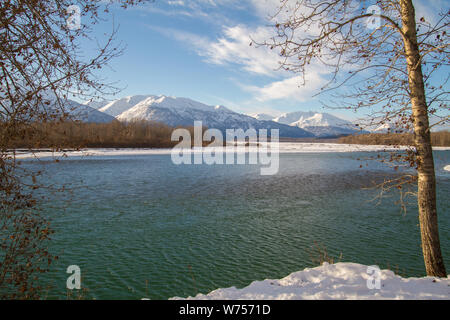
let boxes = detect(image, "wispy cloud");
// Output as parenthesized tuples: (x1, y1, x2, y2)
(203, 25, 283, 76)
(146, 0, 447, 105)
(138, 0, 245, 26)
(137, 5, 194, 18)
(146, 25, 211, 49)
(147, 23, 284, 77)
(243, 75, 327, 102)
(147, 20, 331, 103)
(167, 0, 185, 6)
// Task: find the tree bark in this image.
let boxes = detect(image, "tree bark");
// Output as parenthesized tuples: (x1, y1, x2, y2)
(400, 0, 446, 277)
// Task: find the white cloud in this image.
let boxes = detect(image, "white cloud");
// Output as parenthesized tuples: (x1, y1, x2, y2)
(249, 0, 284, 19)
(147, 24, 283, 77)
(139, 5, 194, 17)
(146, 0, 448, 107)
(203, 25, 282, 76)
(243, 74, 327, 102)
(167, 0, 185, 6)
(145, 1, 336, 103)
(147, 25, 211, 49)
(138, 0, 243, 25)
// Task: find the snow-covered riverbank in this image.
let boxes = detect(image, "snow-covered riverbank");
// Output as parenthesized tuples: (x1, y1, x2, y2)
(172, 263, 450, 300)
(12, 143, 450, 159)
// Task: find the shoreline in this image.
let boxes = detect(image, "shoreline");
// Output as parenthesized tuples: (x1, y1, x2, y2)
(11, 142, 450, 160)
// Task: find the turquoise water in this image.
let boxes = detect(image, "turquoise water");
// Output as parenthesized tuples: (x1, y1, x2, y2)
(22, 151, 450, 299)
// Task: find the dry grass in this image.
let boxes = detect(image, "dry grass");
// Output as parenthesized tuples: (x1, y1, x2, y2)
(307, 242, 343, 266)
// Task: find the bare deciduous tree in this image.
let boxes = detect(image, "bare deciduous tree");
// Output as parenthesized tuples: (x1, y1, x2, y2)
(0, 0, 144, 298)
(258, 0, 448, 277)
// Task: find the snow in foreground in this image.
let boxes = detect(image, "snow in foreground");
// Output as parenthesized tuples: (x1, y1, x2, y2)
(172, 263, 450, 300)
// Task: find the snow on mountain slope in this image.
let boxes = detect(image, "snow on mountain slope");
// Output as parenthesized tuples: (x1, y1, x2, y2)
(99, 95, 152, 117)
(273, 111, 361, 137)
(293, 113, 353, 128)
(0, 91, 115, 123)
(302, 126, 362, 138)
(115, 95, 314, 138)
(371, 114, 447, 133)
(274, 111, 353, 128)
(82, 99, 111, 110)
(274, 111, 317, 125)
(373, 122, 397, 133)
(248, 113, 276, 121)
(63, 99, 116, 123)
(116, 95, 233, 122)
(372, 122, 414, 133)
(44, 94, 366, 137)
(35, 98, 116, 123)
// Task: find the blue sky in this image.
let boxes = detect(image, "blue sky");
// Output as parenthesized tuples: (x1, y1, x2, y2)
(79, 0, 448, 121)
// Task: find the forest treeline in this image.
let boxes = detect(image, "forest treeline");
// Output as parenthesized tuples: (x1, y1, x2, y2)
(4, 121, 449, 149)
(338, 131, 450, 147)
(4, 120, 195, 149)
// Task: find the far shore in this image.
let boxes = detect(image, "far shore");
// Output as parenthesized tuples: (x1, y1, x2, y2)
(11, 142, 450, 160)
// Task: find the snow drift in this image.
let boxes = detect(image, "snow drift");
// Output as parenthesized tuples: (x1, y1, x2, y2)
(172, 263, 450, 300)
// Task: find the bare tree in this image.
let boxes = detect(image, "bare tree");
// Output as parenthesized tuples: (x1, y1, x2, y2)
(0, 0, 144, 298)
(258, 0, 448, 277)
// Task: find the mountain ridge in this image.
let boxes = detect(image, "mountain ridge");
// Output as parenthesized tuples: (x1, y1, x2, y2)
(81, 95, 364, 138)
(251, 111, 363, 138)
(106, 95, 314, 138)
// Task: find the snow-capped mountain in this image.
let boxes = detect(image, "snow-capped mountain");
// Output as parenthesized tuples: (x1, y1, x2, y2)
(108, 95, 314, 138)
(82, 99, 111, 110)
(373, 122, 397, 133)
(99, 95, 151, 117)
(273, 111, 316, 126)
(247, 113, 276, 121)
(371, 115, 448, 133)
(60, 99, 116, 123)
(69, 94, 374, 138)
(271, 111, 362, 138)
(0, 91, 115, 123)
(29, 95, 116, 123)
(279, 112, 351, 128)
(372, 122, 415, 133)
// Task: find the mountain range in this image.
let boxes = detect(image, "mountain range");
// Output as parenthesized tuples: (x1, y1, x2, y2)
(84, 95, 315, 138)
(64, 99, 116, 123)
(250, 111, 362, 137)
(277, 111, 361, 137)
(75, 94, 365, 138)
